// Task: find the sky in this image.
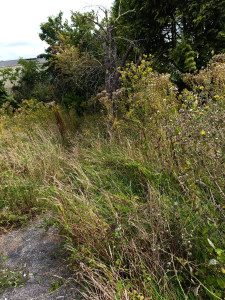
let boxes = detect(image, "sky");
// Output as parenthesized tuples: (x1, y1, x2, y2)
(0, 0, 113, 61)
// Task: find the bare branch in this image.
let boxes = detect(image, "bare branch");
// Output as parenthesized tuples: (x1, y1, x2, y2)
(82, 15, 107, 39)
(113, 9, 135, 26)
(121, 42, 135, 68)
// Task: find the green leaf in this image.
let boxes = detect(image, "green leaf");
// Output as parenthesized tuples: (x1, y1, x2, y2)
(215, 249, 224, 256)
(216, 277, 225, 289)
(178, 275, 184, 282)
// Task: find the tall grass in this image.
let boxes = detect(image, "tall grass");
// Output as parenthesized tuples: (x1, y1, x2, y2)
(51, 122, 224, 299)
(0, 100, 67, 227)
(0, 56, 224, 299)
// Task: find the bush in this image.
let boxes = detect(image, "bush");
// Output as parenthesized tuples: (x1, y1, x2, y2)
(183, 54, 225, 106)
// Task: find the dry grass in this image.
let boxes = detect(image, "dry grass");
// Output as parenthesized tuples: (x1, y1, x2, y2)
(0, 56, 224, 299)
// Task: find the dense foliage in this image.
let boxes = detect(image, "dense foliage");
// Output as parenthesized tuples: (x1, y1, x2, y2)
(1, 1, 224, 107)
(112, 0, 225, 73)
(38, 11, 105, 107)
(0, 2, 225, 299)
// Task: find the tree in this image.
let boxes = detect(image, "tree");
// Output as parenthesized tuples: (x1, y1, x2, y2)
(11, 59, 47, 101)
(0, 73, 18, 107)
(0, 81, 10, 107)
(81, 7, 136, 120)
(39, 11, 104, 107)
(39, 11, 101, 64)
(112, 0, 174, 64)
(39, 8, 136, 114)
(179, 0, 225, 68)
(39, 12, 66, 62)
(50, 33, 104, 105)
(111, 0, 225, 72)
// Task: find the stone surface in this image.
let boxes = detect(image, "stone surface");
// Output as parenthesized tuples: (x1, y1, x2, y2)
(0, 216, 81, 300)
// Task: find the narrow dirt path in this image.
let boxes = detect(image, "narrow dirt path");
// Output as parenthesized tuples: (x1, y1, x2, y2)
(0, 216, 81, 300)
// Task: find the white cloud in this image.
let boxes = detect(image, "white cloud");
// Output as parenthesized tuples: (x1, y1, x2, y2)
(0, 0, 113, 60)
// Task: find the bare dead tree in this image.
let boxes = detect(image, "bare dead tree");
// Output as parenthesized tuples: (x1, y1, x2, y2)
(84, 7, 135, 121)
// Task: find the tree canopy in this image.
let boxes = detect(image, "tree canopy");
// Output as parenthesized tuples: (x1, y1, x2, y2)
(112, 0, 225, 72)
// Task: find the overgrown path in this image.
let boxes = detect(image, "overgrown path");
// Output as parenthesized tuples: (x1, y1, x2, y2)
(0, 216, 81, 300)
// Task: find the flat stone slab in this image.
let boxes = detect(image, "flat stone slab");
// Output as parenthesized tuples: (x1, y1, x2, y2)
(0, 216, 81, 300)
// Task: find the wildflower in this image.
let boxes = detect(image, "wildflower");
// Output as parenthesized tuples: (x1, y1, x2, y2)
(199, 112, 203, 115)
(209, 259, 219, 266)
(115, 226, 122, 232)
(200, 131, 206, 135)
(214, 95, 219, 98)
(205, 106, 209, 109)
(84, 129, 90, 136)
(199, 86, 204, 89)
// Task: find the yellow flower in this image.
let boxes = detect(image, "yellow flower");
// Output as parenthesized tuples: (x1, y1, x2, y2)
(205, 106, 209, 109)
(201, 131, 206, 135)
(214, 95, 219, 98)
(199, 112, 203, 115)
(199, 86, 204, 89)
(84, 129, 90, 136)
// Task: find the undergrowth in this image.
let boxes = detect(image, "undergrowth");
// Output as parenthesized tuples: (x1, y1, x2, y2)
(0, 55, 224, 299)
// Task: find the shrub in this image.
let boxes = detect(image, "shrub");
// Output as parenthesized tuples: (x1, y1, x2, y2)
(183, 54, 225, 106)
